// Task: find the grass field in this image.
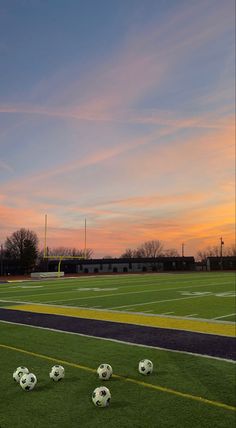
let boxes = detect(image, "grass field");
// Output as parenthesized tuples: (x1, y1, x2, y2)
(0, 322, 235, 428)
(0, 272, 235, 321)
(0, 272, 235, 427)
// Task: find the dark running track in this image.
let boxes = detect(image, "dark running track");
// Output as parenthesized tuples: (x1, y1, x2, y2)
(0, 308, 235, 361)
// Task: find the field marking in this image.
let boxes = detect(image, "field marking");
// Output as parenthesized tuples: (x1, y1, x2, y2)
(109, 294, 219, 309)
(184, 314, 198, 317)
(4, 302, 236, 336)
(213, 313, 236, 320)
(0, 275, 233, 294)
(76, 287, 118, 291)
(46, 282, 235, 304)
(0, 281, 232, 302)
(1, 298, 235, 326)
(1, 320, 235, 364)
(162, 312, 174, 315)
(0, 342, 235, 412)
(179, 290, 235, 298)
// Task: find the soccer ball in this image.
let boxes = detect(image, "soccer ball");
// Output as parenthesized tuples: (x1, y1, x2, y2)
(20, 373, 37, 391)
(97, 363, 113, 380)
(49, 365, 65, 381)
(92, 386, 111, 407)
(138, 359, 153, 375)
(13, 366, 29, 383)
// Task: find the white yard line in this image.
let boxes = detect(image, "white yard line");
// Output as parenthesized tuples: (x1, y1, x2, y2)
(109, 294, 216, 310)
(184, 314, 198, 317)
(0, 320, 235, 363)
(161, 311, 175, 315)
(30, 282, 234, 304)
(0, 299, 235, 325)
(0, 280, 232, 299)
(213, 313, 236, 320)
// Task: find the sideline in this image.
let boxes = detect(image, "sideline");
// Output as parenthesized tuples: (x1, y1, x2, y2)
(1, 319, 235, 364)
(5, 302, 235, 336)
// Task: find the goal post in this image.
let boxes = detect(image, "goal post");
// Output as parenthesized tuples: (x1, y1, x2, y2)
(43, 214, 86, 276)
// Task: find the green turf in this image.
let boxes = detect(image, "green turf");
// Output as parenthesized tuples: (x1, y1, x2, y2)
(0, 272, 235, 321)
(0, 322, 235, 428)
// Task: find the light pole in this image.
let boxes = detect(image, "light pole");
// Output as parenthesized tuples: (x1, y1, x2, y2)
(220, 237, 224, 270)
(0, 244, 3, 276)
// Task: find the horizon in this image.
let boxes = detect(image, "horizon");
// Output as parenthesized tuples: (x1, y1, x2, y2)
(0, 0, 235, 258)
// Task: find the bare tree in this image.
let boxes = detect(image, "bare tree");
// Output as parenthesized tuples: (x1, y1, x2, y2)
(120, 248, 136, 258)
(83, 248, 93, 259)
(197, 245, 221, 262)
(136, 240, 164, 258)
(224, 245, 236, 256)
(5, 228, 39, 272)
(163, 248, 180, 257)
(47, 247, 93, 259)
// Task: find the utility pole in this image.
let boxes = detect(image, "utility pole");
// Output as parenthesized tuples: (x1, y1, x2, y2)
(220, 237, 224, 270)
(181, 243, 185, 257)
(84, 218, 87, 259)
(0, 244, 3, 276)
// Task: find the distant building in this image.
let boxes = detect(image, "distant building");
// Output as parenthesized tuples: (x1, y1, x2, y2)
(206, 256, 236, 271)
(46, 256, 195, 274)
(2, 256, 235, 276)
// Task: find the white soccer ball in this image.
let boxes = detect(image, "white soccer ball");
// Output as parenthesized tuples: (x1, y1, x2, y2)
(49, 365, 65, 381)
(20, 373, 37, 391)
(97, 363, 113, 380)
(138, 359, 153, 375)
(92, 386, 111, 407)
(13, 366, 29, 383)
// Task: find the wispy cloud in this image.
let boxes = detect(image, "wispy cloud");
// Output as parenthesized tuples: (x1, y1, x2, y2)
(0, 0, 234, 257)
(0, 159, 14, 173)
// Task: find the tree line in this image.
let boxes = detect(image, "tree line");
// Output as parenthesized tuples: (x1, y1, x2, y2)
(1, 228, 93, 274)
(1, 228, 235, 274)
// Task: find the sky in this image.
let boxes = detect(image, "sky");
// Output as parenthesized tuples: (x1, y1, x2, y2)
(0, 0, 235, 258)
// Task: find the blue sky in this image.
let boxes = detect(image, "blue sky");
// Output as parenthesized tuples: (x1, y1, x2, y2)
(0, 0, 235, 257)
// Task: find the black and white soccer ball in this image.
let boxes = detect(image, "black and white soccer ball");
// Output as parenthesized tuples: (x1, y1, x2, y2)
(20, 373, 37, 391)
(138, 359, 153, 375)
(13, 366, 29, 383)
(97, 363, 113, 380)
(92, 386, 111, 407)
(49, 365, 65, 381)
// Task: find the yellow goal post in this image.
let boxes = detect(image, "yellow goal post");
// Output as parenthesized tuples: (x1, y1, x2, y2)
(43, 214, 87, 276)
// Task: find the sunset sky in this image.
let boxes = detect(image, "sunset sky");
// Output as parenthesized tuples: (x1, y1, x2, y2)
(0, 0, 235, 257)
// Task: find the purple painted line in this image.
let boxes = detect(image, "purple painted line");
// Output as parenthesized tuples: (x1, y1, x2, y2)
(0, 308, 235, 361)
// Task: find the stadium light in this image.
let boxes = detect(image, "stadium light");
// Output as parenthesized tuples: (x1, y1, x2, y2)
(220, 237, 224, 270)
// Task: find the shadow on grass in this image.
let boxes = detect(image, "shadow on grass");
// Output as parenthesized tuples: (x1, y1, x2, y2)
(34, 382, 54, 392)
(32, 376, 81, 391)
(61, 375, 81, 384)
(110, 400, 130, 409)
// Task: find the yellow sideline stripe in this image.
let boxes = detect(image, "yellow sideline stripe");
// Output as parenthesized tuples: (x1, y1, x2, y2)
(0, 343, 235, 412)
(7, 303, 235, 336)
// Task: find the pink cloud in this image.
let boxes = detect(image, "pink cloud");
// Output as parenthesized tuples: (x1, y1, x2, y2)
(0, 194, 234, 258)
(0, 159, 14, 173)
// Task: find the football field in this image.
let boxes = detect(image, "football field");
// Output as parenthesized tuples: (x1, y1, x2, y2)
(0, 272, 235, 321)
(0, 272, 235, 428)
